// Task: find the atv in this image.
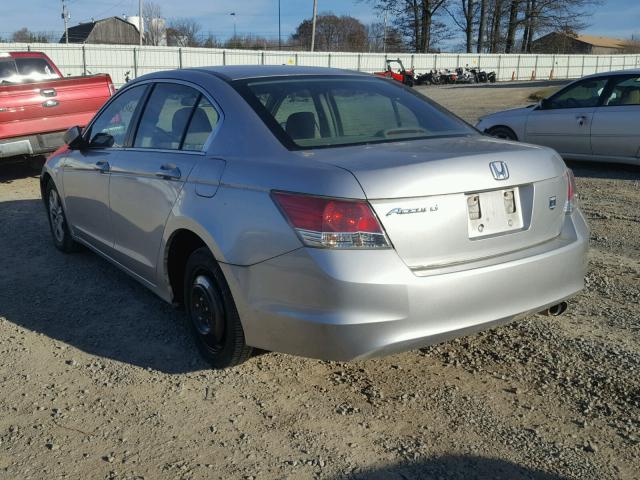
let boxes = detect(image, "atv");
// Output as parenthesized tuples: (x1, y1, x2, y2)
(374, 59, 415, 87)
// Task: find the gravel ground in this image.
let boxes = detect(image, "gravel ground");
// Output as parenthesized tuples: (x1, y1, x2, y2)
(0, 81, 638, 480)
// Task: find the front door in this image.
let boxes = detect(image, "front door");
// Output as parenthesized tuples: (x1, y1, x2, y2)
(62, 84, 147, 253)
(525, 77, 608, 157)
(108, 82, 219, 283)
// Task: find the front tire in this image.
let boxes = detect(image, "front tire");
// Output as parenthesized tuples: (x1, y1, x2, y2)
(184, 247, 252, 369)
(45, 179, 79, 253)
(487, 126, 518, 141)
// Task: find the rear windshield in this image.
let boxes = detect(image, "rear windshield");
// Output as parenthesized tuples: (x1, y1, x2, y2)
(0, 57, 58, 84)
(234, 76, 474, 149)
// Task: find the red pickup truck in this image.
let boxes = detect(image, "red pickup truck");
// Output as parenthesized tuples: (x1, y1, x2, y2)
(0, 51, 114, 161)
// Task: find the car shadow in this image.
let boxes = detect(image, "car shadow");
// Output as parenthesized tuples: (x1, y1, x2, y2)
(0, 198, 210, 374)
(0, 159, 44, 184)
(568, 161, 640, 181)
(339, 455, 569, 480)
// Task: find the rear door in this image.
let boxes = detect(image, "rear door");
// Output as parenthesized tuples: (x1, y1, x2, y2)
(525, 77, 608, 156)
(107, 81, 219, 282)
(591, 74, 640, 160)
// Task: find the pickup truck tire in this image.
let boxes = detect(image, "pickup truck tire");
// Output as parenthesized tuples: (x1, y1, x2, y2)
(45, 179, 80, 253)
(184, 247, 253, 369)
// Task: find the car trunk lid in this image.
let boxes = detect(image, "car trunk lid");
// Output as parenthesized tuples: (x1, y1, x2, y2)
(305, 135, 568, 269)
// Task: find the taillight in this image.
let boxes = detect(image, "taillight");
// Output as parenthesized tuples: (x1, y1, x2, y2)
(272, 191, 390, 249)
(564, 169, 577, 214)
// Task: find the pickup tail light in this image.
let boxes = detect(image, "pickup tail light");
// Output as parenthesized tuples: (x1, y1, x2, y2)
(272, 191, 390, 249)
(564, 169, 577, 214)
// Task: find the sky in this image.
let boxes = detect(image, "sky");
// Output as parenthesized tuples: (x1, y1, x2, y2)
(1, 0, 638, 46)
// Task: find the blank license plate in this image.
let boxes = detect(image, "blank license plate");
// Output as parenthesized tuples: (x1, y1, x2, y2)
(467, 188, 523, 238)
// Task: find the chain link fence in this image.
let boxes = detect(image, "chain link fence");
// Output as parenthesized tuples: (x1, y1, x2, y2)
(5, 42, 640, 87)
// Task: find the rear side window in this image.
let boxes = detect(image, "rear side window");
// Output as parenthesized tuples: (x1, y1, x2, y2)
(0, 59, 18, 83)
(134, 83, 216, 151)
(604, 76, 640, 106)
(548, 79, 608, 109)
(87, 85, 146, 148)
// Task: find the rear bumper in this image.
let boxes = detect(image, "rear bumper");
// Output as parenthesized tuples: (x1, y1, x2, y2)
(222, 210, 589, 361)
(0, 131, 66, 159)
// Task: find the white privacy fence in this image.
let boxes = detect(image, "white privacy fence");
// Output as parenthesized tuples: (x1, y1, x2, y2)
(5, 42, 640, 87)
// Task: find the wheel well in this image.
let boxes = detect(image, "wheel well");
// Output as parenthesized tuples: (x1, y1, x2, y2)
(166, 229, 207, 307)
(486, 125, 518, 141)
(40, 173, 52, 200)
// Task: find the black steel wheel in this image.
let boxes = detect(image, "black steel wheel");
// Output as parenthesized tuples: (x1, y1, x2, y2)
(184, 247, 252, 368)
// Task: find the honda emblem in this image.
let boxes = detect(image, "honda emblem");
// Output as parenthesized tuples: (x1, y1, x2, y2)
(489, 161, 509, 181)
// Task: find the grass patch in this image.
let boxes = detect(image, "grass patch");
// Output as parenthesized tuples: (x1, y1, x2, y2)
(528, 86, 561, 101)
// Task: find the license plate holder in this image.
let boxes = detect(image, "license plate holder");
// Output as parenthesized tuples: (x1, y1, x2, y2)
(467, 187, 523, 238)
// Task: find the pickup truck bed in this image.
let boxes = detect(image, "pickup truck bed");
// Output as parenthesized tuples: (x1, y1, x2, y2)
(1, 52, 114, 160)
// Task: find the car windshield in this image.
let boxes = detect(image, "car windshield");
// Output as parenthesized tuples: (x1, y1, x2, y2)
(234, 76, 474, 149)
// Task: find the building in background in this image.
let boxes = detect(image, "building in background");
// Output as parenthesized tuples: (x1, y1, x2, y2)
(59, 16, 140, 44)
(532, 32, 628, 55)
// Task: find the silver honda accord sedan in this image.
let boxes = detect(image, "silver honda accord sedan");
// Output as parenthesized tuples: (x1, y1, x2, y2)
(476, 70, 640, 166)
(41, 66, 589, 368)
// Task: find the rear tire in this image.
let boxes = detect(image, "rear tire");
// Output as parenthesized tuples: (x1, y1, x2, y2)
(184, 247, 252, 369)
(45, 179, 80, 253)
(487, 126, 518, 141)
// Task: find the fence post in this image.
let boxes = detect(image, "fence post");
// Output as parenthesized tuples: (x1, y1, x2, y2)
(328, 53, 331, 68)
(534, 55, 539, 80)
(178, 48, 183, 69)
(566, 55, 570, 79)
(497, 55, 502, 81)
(222, 50, 226, 66)
(261, 51, 265, 65)
(434, 54, 437, 70)
(516, 54, 521, 80)
(357, 53, 361, 71)
(595, 56, 599, 73)
(295, 53, 299, 65)
(581, 55, 585, 77)
(609, 55, 613, 71)
(411, 53, 415, 70)
(82, 45, 87, 75)
(133, 47, 138, 78)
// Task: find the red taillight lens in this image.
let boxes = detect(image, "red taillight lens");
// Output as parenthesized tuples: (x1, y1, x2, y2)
(272, 191, 390, 249)
(565, 169, 577, 214)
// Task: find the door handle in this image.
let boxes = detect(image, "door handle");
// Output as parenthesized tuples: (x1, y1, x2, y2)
(42, 99, 59, 108)
(155, 164, 181, 180)
(95, 160, 110, 173)
(40, 88, 57, 97)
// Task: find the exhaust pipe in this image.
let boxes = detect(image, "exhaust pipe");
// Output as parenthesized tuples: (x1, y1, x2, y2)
(543, 301, 568, 316)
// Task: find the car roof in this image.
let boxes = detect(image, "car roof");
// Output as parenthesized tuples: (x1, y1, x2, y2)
(583, 68, 640, 79)
(144, 65, 367, 82)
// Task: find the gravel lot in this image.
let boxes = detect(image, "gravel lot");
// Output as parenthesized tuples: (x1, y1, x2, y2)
(1, 81, 638, 480)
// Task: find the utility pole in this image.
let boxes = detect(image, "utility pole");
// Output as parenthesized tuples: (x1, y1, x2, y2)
(230, 12, 237, 38)
(138, 0, 143, 45)
(61, 0, 70, 44)
(278, 0, 281, 50)
(310, 0, 318, 52)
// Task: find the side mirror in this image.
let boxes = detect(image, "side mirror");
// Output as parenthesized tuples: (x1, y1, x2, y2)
(539, 98, 552, 110)
(89, 132, 115, 149)
(63, 126, 86, 150)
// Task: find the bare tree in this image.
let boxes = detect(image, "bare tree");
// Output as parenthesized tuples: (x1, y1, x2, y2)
(477, 0, 488, 52)
(292, 14, 368, 52)
(366, 22, 408, 52)
(368, 0, 451, 53)
(446, 0, 478, 52)
(11, 28, 49, 43)
(167, 18, 201, 47)
(143, 1, 165, 46)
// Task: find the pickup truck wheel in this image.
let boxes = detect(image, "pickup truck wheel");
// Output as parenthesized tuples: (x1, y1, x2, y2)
(487, 126, 518, 141)
(184, 247, 253, 369)
(45, 180, 79, 253)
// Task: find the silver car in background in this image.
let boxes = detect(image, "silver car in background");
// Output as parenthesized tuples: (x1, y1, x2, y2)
(42, 66, 588, 368)
(476, 70, 640, 166)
